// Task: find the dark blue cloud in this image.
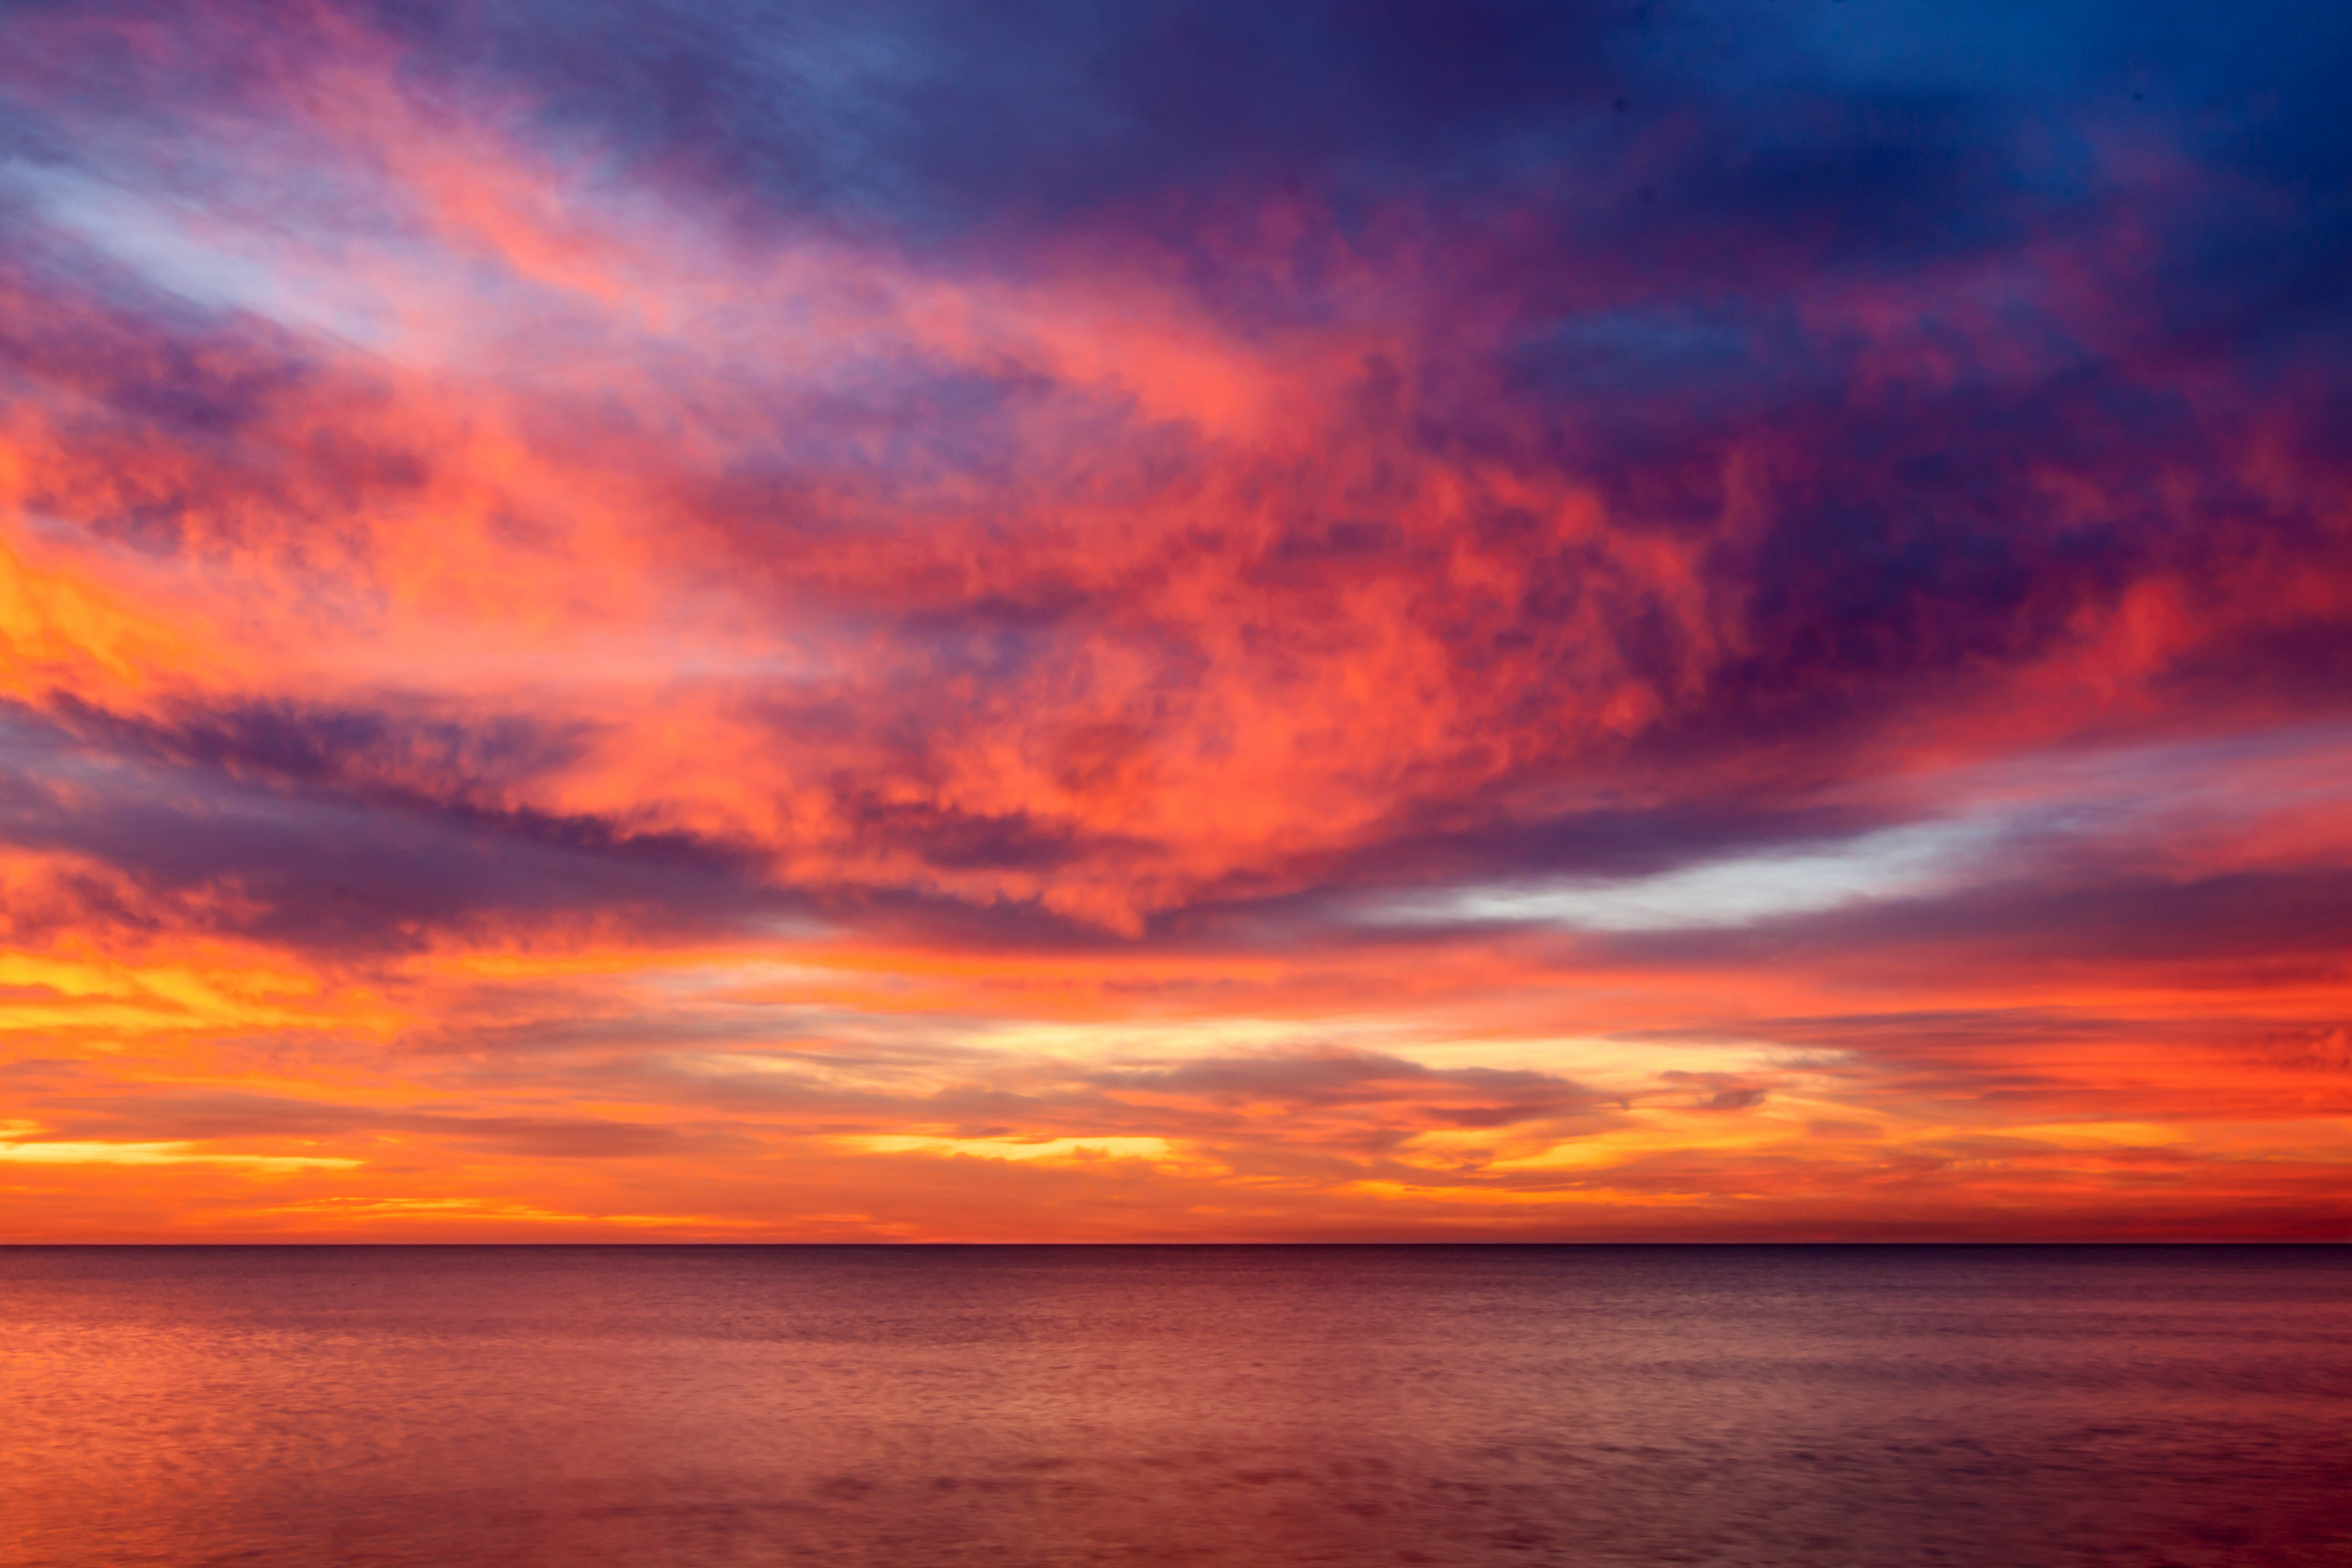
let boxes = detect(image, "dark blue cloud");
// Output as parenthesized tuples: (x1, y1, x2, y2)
(0, 709, 783, 952)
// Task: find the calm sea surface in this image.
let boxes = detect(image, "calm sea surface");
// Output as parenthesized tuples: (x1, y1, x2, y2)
(1, 1246, 2346, 1567)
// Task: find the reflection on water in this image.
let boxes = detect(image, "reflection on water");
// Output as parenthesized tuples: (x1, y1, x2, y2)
(2, 1246, 2347, 1566)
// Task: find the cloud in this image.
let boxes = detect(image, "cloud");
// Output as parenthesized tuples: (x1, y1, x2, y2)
(0, 0, 2345, 1237)
(1365, 822, 1988, 932)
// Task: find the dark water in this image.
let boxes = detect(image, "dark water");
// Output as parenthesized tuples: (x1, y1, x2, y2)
(2, 1247, 2347, 1567)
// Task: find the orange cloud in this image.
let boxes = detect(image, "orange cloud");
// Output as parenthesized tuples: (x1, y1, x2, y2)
(1, 0, 2346, 1240)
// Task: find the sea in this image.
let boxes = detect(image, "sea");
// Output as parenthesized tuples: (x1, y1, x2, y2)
(1, 1245, 2346, 1567)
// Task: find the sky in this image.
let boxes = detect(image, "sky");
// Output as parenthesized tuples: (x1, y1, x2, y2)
(0, 0, 2347, 1241)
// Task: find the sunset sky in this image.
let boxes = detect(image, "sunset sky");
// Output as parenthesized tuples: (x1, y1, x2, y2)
(1, 0, 2346, 1241)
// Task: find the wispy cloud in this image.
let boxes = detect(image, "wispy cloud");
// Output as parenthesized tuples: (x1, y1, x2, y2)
(0, 0, 2345, 1239)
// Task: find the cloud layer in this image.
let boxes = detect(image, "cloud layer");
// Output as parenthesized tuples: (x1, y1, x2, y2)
(1, 0, 2346, 1238)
